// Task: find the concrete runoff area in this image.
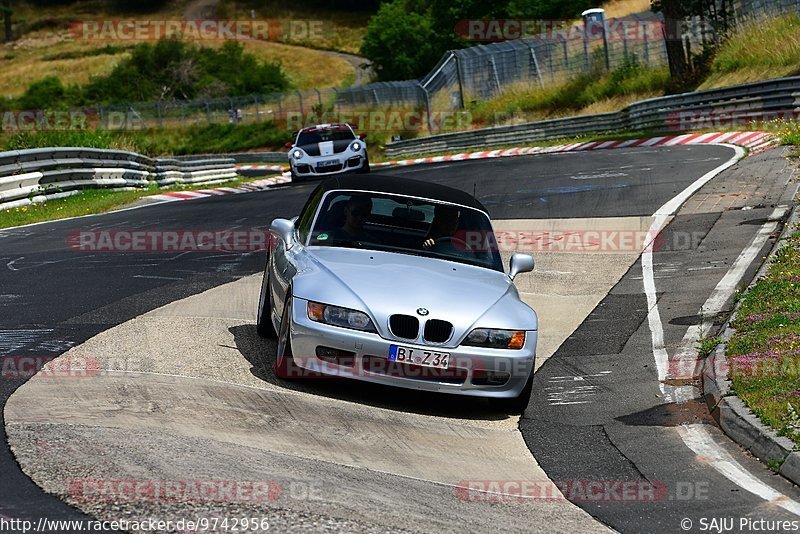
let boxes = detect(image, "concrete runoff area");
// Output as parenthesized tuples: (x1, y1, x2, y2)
(2, 217, 642, 532)
(0, 144, 753, 527)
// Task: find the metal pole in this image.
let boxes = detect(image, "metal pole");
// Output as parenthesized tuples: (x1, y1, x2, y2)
(490, 56, 501, 95)
(583, 36, 590, 73)
(455, 52, 465, 109)
(530, 45, 544, 89)
(418, 83, 433, 133)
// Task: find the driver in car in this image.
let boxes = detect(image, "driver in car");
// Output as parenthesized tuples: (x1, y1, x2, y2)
(423, 205, 463, 253)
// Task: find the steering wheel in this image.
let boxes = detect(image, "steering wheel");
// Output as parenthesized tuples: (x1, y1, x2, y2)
(434, 236, 472, 252)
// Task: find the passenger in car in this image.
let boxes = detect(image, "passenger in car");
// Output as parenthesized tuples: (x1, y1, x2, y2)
(328, 196, 379, 243)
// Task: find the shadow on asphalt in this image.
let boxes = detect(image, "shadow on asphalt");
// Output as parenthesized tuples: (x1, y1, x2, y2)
(228, 323, 510, 421)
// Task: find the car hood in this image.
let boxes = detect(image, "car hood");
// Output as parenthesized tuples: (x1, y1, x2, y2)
(292, 247, 537, 344)
(297, 139, 352, 157)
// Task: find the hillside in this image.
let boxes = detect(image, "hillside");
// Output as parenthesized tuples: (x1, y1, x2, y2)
(0, 0, 371, 100)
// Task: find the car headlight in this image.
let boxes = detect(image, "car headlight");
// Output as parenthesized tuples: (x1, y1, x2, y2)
(307, 301, 376, 332)
(463, 329, 526, 350)
(351, 142, 361, 152)
(292, 149, 303, 159)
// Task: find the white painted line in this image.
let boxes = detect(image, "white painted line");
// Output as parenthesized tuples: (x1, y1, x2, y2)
(132, 275, 183, 281)
(642, 145, 745, 399)
(678, 424, 800, 517)
(639, 144, 800, 512)
(669, 206, 787, 378)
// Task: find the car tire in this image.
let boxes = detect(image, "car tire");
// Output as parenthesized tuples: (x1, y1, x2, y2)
(290, 169, 303, 183)
(489, 372, 533, 414)
(273, 291, 301, 380)
(357, 155, 371, 174)
(256, 264, 277, 339)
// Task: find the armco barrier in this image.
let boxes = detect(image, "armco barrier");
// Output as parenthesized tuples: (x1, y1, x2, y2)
(385, 76, 800, 157)
(0, 148, 237, 210)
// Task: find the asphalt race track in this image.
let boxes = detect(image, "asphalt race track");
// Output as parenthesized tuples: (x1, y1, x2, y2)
(1, 144, 799, 532)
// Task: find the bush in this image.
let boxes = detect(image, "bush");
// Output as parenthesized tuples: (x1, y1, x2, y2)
(14, 39, 291, 109)
(16, 76, 80, 110)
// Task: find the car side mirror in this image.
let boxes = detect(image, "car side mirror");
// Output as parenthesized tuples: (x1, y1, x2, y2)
(509, 253, 534, 280)
(270, 218, 298, 249)
(284, 141, 293, 149)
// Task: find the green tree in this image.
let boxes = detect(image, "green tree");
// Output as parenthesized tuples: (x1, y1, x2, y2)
(2, 0, 12, 42)
(360, 0, 441, 81)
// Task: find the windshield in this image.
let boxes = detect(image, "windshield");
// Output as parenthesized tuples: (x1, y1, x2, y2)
(297, 128, 355, 145)
(307, 191, 504, 272)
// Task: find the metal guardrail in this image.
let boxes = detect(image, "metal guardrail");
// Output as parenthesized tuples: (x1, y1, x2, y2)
(385, 76, 800, 157)
(0, 148, 237, 210)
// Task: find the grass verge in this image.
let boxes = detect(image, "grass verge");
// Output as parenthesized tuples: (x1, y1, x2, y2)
(468, 61, 671, 128)
(699, 12, 800, 90)
(726, 224, 800, 444)
(0, 175, 273, 230)
(2, 122, 293, 156)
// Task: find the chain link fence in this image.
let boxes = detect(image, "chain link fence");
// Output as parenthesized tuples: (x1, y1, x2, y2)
(96, 0, 798, 133)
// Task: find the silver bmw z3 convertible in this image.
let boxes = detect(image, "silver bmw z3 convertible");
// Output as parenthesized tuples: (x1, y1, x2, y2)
(256, 174, 538, 412)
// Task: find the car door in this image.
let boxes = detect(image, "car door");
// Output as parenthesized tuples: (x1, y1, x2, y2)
(270, 186, 325, 322)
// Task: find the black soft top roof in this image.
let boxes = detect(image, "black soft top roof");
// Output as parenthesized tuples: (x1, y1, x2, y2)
(317, 174, 488, 213)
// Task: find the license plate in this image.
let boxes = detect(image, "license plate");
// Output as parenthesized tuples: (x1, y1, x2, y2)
(316, 159, 339, 168)
(388, 345, 450, 369)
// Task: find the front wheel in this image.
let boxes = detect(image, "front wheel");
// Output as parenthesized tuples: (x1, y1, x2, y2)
(357, 155, 370, 174)
(273, 292, 301, 379)
(256, 267, 277, 338)
(489, 372, 533, 414)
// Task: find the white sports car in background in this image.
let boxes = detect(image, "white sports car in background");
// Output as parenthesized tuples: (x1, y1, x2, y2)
(287, 123, 370, 182)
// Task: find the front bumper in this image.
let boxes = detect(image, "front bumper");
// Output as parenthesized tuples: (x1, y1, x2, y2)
(288, 297, 536, 397)
(290, 152, 368, 177)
